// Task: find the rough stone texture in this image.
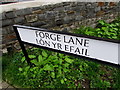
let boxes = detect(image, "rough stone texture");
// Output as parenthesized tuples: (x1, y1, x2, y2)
(1, 2, 120, 50)
(6, 11, 16, 19)
(0, 13, 6, 20)
(2, 19, 14, 27)
(25, 14, 38, 23)
(14, 17, 25, 24)
(31, 21, 46, 27)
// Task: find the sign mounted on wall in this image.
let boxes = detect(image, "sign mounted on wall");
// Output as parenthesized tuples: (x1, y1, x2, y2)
(13, 25, 120, 67)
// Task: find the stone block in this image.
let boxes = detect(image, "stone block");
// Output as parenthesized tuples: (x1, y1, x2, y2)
(2, 26, 14, 35)
(95, 7, 101, 12)
(63, 16, 74, 24)
(15, 8, 32, 16)
(15, 9, 24, 16)
(25, 14, 38, 23)
(23, 8, 32, 15)
(98, 2, 105, 6)
(32, 10, 44, 14)
(2, 19, 13, 27)
(2, 28, 8, 35)
(75, 16, 83, 21)
(6, 11, 16, 19)
(38, 14, 46, 20)
(0, 13, 6, 20)
(96, 10, 105, 16)
(31, 21, 46, 27)
(55, 19, 64, 26)
(14, 17, 25, 24)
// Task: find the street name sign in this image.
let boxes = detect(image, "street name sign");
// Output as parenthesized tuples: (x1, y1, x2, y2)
(13, 25, 120, 67)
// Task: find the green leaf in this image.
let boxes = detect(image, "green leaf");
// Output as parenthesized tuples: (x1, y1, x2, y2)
(21, 57, 25, 62)
(101, 27, 107, 31)
(65, 58, 73, 64)
(43, 64, 54, 71)
(38, 55, 43, 62)
(51, 72, 55, 78)
(61, 79, 64, 84)
(28, 55, 36, 59)
(31, 59, 39, 65)
(19, 68, 23, 71)
(25, 66, 30, 71)
(42, 51, 48, 57)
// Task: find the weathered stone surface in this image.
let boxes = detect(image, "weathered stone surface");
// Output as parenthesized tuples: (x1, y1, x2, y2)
(0, 13, 6, 20)
(55, 19, 64, 26)
(25, 14, 38, 23)
(6, 11, 16, 19)
(23, 8, 32, 15)
(32, 10, 44, 14)
(95, 7, 101, 12)
(15, 8, 32, 16)
(38, 14, 46, 20)
(14, 17, 25, 24)
(75, 16, 83, 21)
(31, 21, 46, 27)
(2, 19, 13, 27)
(15, 9, 24, 16)
(2, 26, 14, 35)
(96, 10, 105, 16)
(1, 2, 119, 49)
(2, 28, 8, 35)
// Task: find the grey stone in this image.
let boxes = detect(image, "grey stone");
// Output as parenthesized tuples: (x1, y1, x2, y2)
(63, 16, 71, 24)
(63, 16, 75, 24)
(2, 28, 8, 35)
(31, 21, 46, 27)
(2, 19, 14, 27)
(45, 11, 56, 19)
(23, 8, 32, 15)
(25, 14, 38, 23)
(0, 13, 6, 20)
(53, 7, 65, 11)
(14, 17, 25, 24)
(6, 11, 16, 19)
(38, 14, 45, 20)
(2, 26, 14, 35)
(55, 19, 64, 26)
(15, 8, 32, 16)
(15, 9, 24, 16)
(95, 7, 101, 12)
(32, 7, 41, 11)
(75, 16, 83, 21)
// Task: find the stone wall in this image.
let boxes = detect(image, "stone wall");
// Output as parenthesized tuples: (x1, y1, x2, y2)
(1, 2, 120, 51)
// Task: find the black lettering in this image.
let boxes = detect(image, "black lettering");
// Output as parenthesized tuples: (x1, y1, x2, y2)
(39, 32, 45, 38)
(69, 37, 74, 44)
(45, 33, 50, 39)
(52, 42, 56, 48)
(45, 41, 50, 46)
(57, 43, 62, 50)
(85, 49, 89, 56)
(39, 39, 44, 45)
(50, 34, 56, 41)
(57, 35, 61, 42)
(35, 31, 39, 37)
(70, 46, 74, 52)
(76, 38, 83, 46)
(75, 47, 81, 54)
(65, 45, 69, 51)
(64, 36, 69, 43)
(36, 39, 39, 44)
(84, 39, 89, 47)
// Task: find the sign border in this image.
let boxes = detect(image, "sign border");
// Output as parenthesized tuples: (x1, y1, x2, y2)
(13, 25, 120, 68)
